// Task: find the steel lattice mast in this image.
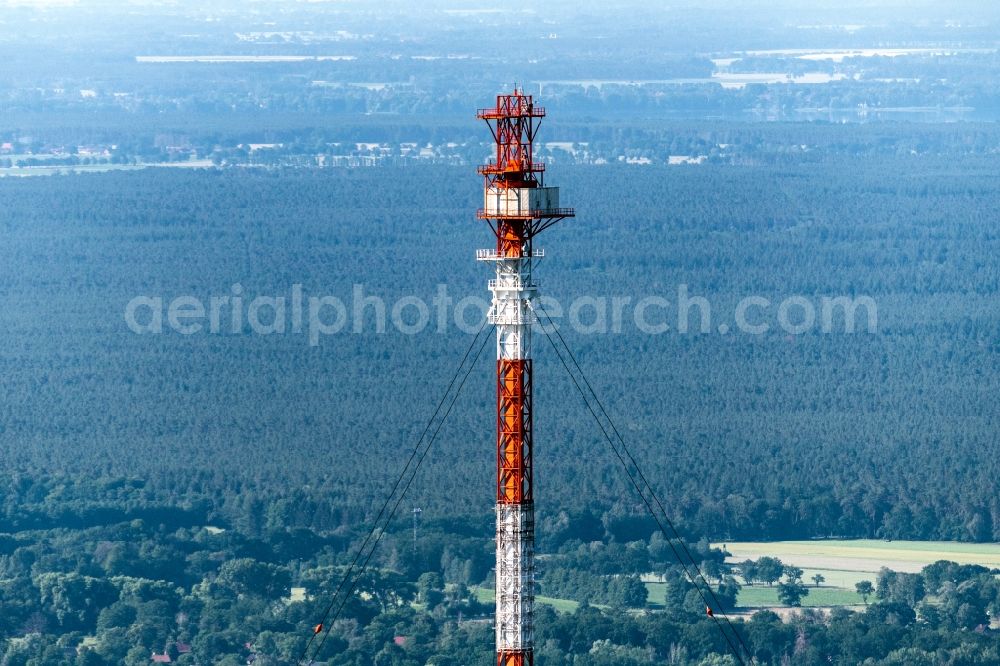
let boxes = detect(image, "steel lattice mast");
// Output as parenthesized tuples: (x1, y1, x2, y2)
(476, 89, 573, 666)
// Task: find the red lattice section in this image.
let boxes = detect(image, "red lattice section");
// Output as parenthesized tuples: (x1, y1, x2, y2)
(497, 360, 533, 505)
(497, 650, 533, 666)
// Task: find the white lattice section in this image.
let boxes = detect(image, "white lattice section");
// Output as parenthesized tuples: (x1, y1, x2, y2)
(477, 248, 544, 261)
(495, 503, 534, 651)
(490, 255, 536, 360)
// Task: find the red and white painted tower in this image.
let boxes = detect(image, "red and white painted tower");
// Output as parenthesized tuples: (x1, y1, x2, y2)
(476, 89, 573, 666)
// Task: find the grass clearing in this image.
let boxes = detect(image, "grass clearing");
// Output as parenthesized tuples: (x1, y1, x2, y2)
(0, 160, 216, 178)
(645, 581, 666, 607)
(798, 567, 872, 589)
(716, 540, 1000, 573)
(475, 540, 995, 615)
(737, 585, 863, 607)
(472, 585, 581, 613)
(706, 539, 1000, 610)
(644, 575, 862, 609)
(0, 164, 145, 177)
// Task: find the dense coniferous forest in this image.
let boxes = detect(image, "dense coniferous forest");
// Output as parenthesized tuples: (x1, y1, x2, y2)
(1, 144, 1000, 662)
(2, 157, 998, 543)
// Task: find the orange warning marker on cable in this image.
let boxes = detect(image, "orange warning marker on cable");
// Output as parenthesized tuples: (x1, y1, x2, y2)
(313, 623, 323, 635)
(706, 606, 714, 617)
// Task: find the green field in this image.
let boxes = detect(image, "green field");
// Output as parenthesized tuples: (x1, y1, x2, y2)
(464, 541, 1000, 615)
(645, 581, 666, 607)
(716, 540, 1000, 574)
(736, 585, 862, 607)
(794, 567, 872, 589)
(0, 164, 145, 177)
(703, 540, 1000, 610)
(644, 577, 863, 609)
(0, 160, 215, 178)
(472, 585, 581, 613)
